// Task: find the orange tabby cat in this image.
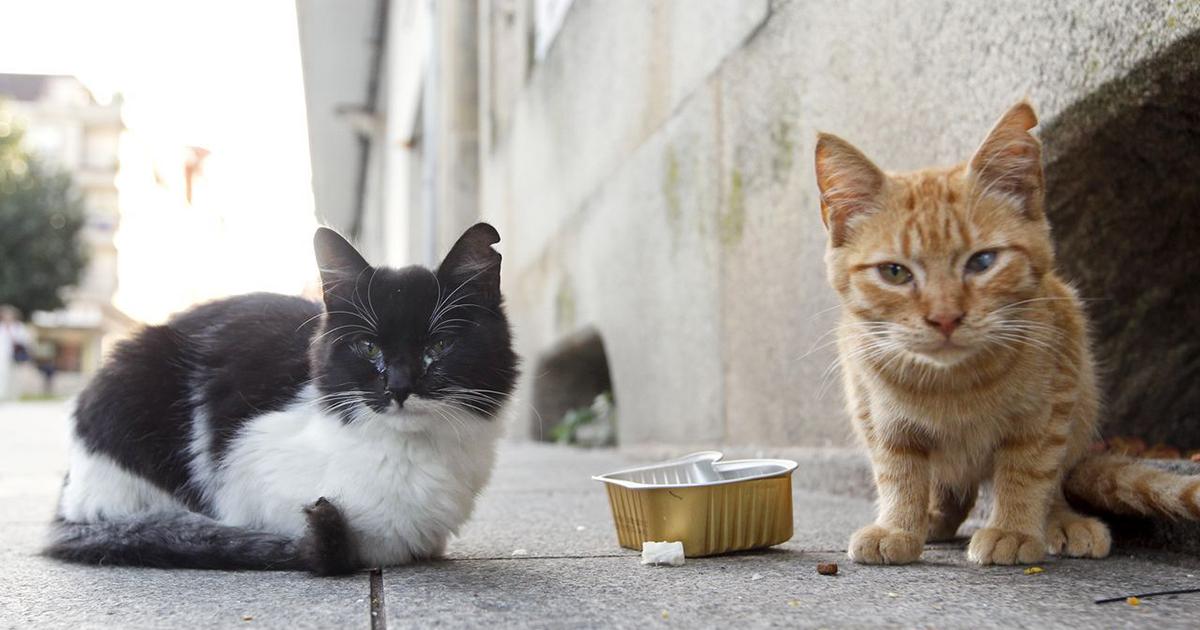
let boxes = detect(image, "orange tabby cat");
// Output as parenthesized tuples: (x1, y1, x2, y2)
(814, 101, 1200, 565)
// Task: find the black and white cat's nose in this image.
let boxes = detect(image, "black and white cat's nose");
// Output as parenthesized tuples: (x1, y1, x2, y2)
(385, 366, 414, 408)
(386, 386, 412, 407)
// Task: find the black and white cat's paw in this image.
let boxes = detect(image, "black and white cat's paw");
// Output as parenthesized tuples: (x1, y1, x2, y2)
(299, 497, 360, 576)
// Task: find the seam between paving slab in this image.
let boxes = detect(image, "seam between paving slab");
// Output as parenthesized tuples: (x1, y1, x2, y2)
(369, 568, 386, 630)
(440, 550, 854, 561)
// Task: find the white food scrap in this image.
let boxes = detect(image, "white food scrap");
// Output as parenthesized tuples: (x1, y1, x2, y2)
(640, 541, 685, 566)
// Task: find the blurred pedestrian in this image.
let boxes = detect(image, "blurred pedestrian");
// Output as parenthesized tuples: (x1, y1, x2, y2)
(0, 305, 34, 402)
(34, 340, 58, 397)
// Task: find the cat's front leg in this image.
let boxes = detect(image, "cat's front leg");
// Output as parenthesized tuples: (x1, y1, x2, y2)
(1046, 495, 1110, 558)
(967, 432, 1064, 565)
(850, 424, 931, 565)
(299, 497, 361, 576)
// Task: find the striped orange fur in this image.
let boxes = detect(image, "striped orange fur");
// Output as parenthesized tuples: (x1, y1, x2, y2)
(815, 101, 1200, 566)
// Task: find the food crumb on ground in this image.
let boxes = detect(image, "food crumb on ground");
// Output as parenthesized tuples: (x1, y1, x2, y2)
(511, 548, 528, 556)
(641, 541, 685, 566)
(751, 573, 764, 581)
(1126, 596, 1141, 607)
(886, 592, 899, 598)
(786, 599, 801, 608)
(241, 615, 253, 622)
(661, 610, 670, 620)
(817, 562, 838, 576)
(1024, 566, 1044, 575)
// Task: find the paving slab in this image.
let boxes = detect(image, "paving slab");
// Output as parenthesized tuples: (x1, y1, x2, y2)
(424, 442, 1200, 628)
(384, 550, 1200, 629)
(0, 402, 372, 630)
(1, 513, 370, 629)
(0, 401, 69, 527)
(484, 442, 648, 493)
(448, 484, 875, 560)
(1, 501, 369, 628)
(1, 555, 369, 630)
(3, 519, 367, 629)
(0, 485, 60, 526)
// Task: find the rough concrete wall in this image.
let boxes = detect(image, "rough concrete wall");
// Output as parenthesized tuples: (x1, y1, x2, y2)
(433, 0, 482, 256)
(481, 0, 1200, 448)
(295, 0, 374, 237)
(480, 0, 770, 445)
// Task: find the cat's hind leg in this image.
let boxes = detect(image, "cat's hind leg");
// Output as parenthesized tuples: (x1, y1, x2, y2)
(927, 482, 977, 542)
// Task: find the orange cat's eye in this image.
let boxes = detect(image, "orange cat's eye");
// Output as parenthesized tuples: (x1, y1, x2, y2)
(966, 250, 998, 273)
(877, 263, 913, 285)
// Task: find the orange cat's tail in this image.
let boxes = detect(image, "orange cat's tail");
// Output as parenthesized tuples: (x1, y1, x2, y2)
(1065, 454, 1200, 520)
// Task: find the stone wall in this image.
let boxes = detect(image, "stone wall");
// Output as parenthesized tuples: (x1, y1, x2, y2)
(478, 0, 1200, 449)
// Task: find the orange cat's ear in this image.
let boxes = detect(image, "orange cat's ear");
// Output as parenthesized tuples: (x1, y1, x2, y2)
(815, 133, 886, 247)
(968, 101, 1044, 220)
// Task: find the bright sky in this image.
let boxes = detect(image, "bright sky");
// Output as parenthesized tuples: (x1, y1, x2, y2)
(0, 0, 319, 323)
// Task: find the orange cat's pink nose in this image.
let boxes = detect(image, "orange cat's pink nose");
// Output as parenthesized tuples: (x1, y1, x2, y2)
(925, 313, 964, 337)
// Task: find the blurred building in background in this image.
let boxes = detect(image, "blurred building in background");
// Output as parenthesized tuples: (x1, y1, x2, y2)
(298, 1, 1200, 451)
(0, 74, 134, 395)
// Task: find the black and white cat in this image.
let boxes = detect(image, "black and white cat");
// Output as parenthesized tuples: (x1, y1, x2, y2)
(46, 223, 518, 574)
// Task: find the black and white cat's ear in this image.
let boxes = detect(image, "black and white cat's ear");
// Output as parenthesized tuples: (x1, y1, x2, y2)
(969, 101, 1044, 220)
(314, 227, 370, 304)
(436, 223, 502, 303)
(814, 133, 887, 247)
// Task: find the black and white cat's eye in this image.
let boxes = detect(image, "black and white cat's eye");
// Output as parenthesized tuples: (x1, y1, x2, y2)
(877, 262, 914, 285)
(422, 339, 450, 370)
(965, 250, 997, 274)
(356, 339, 383, 362)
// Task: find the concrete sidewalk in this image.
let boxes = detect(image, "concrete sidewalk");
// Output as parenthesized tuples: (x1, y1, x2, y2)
(2, 401, 1199, 628)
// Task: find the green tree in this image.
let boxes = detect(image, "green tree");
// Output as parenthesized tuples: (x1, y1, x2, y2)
(0, 108, 87, 318)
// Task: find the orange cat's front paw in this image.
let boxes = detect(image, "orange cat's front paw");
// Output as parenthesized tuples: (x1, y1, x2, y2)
(1047, 513, 1111, 559)
(967, 528, 1044, 565)
(848, 524, 924, 565)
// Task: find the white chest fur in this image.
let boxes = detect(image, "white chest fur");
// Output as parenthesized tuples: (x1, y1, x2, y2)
(211, 390, 502, 565)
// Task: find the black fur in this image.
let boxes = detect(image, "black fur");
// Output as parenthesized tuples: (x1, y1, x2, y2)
(46, 513, 306, 570)
(171, 295, 321, 462)
(72, 324, 202, 509)
(46, 497, 358, 573)
(48, 224, 518, 574)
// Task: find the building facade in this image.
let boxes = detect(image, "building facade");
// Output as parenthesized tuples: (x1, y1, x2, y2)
(0, 74, 133, 395)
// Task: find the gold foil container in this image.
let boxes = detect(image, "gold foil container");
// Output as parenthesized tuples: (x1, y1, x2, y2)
(593, 451, 797, 557)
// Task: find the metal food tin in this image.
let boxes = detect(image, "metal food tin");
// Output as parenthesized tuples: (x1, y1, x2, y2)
(593, 451, 798, 557)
